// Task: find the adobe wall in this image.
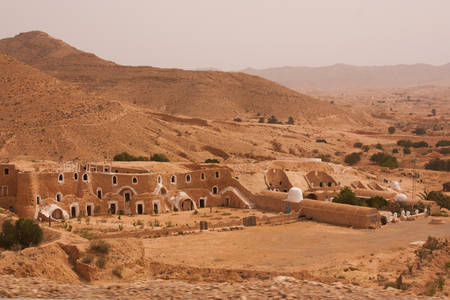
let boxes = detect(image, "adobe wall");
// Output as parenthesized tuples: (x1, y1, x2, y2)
(265, 168, 293, 192)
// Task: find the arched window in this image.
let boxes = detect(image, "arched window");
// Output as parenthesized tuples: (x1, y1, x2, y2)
(186, 174, 191, 183)
(212, 186, 218, 194)
(36, 196, 40, 205)
(171, 175, 176, 184)
(82, 173, 88, 182)
(201, 173, 205, 180)
(58, 173, 64, 183)
(112, 176, 117, 185)
(215, 171, 220, 178)
(74, 173, 78, 181)
(97, 188, 102, 199)
(56, 193, 62, 202)
(132, 177, 138, 184)
(157, 175, 162, 184)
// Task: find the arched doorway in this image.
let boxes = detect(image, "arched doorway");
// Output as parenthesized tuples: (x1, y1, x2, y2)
(180, 199, 194, 211)
(52, 209, 63, 219)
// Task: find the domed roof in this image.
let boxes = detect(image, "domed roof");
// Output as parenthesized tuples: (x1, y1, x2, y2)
(287, 187, 303, 203)
(394, 193, 407, 202)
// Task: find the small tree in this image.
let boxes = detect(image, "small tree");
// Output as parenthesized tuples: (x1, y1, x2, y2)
(267, 115, 279, 124)
(333, 187, 359, 205)
(0, 218, 43, 250)
(388, 126, 396, 134)
(287, 116, 295, 125)
(344, 152, 361, 165)
(150, 153, 169, 162)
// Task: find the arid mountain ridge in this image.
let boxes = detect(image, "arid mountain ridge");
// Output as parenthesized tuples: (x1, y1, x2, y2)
(244, 63, 450, 91)
(0, 31, 376, 162)
(0, 31, 364, 123)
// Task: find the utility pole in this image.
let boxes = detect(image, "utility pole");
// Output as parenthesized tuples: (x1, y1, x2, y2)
(412, 155, 417, 202)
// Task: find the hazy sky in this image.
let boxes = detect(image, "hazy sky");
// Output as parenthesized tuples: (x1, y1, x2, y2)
(1, 0, 449, 70)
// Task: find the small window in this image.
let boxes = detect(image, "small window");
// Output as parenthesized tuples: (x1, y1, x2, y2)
(328, 182, 332, 187)
(104, 168, 109, 173)
(215, 171, 219, 178)
(74, 173, 78, 181)
(171, 175, 176, 184)
(82, 173, 89, 182)
(201, 173, 205, 180)
(112, 176, 117, 185)
(56, 193, 62, 202)
(97, 188, 102, 199)
(4, 168, 9, 175)
(186, 174, 191, 183)
(132, 177, 138, 184)
(157, 175, 162, 184)
(319, 182, 323, 187)
(199, 198, 205, 208)
(212, 186, 218, 194)
(1, 186, 7, 196)
(36, 196, 40, 205)
(58, 173, 64, 183)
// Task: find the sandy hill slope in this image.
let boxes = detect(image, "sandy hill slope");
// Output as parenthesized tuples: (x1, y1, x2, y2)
(0, 31, 366, 124)
(244, 63, 450, 91)
(0, 52, 354, 162)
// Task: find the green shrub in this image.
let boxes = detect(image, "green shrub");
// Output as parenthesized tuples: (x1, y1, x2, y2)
(425, 158, 450, 172)
(150, 153, 169, 162)
(233, 118, 242, 122)
(367, 196, 388, 210)
(362, 145, 370, 152)
(436, 140, 450, 147)
(333, 187, 359, 206)
(370, 152, 398, 168)
(113, 152, 148, 161)
(88, 239, 110, 254)
(388, 126, 396, 134)
(205, 158, 220, 163)
(392, 148, 399, 154)
(0, 218, 43, 250)
(267, 115, 280, 124)
(412, 141, 428, 148)
(344, 152, 361, 165)
(375, 143, 383, 150)
(413, 127, 426, 135)
(438, 147, 450, 155)
(353, 142, 363, 148)
(287, 116, 295, 125)
(403, 147, 411, 155)
(316, 139, 327, 143)
(397, 140, 413, 148)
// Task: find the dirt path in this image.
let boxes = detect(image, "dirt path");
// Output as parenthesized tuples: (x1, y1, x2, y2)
(143, 218, 450, 272)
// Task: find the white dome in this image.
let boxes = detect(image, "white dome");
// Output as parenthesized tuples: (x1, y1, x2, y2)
(391, 181, 401, 191)
(287, 187, 303, 203)
(395, 193, 407, 202)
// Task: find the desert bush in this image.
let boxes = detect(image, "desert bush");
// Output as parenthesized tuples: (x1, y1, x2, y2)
(425, 158, 450, 172)
(413, 127, 426, 135)
(392, 148, 399, 154)
(397, 139, 413, 148)
(113, 152, 148, 161)
(375, 143, 383, 150)
(370, 152, 398, 169)
(420, 191, 450, 209)
(388, 126, 396, 134)
(150, 153, 169, 162)
(344, 152, 361, 165)
(362, 145, 370, 152)
(333, 187, 359, 206)
(436, 140, 450, 147)
(315, 139, 327, 143)
(353, 142, 363, 148)
(317, 154, 331, 162)
(403, 147, 411, 155)
(366, 196, 388, 210)
(205, 158, 219, 163)
(286, 116, 295, 125)
(258, 117, 265, 123)
(0, 218, 43, 250)
(88, 239, 110, 254)
(233, 117, 242, 122)
(267, 115, 280, 124)
(412, 141, 428, 148)
(438, 147, 450, 155)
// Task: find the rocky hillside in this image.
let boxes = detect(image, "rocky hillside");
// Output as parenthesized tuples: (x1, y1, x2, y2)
(0, 31, 366, 124)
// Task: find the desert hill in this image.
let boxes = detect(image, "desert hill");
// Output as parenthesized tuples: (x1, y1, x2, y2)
(244, 63, 450, 91)
(0, 52, 346, 162)
(0, 31, 366, 124)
